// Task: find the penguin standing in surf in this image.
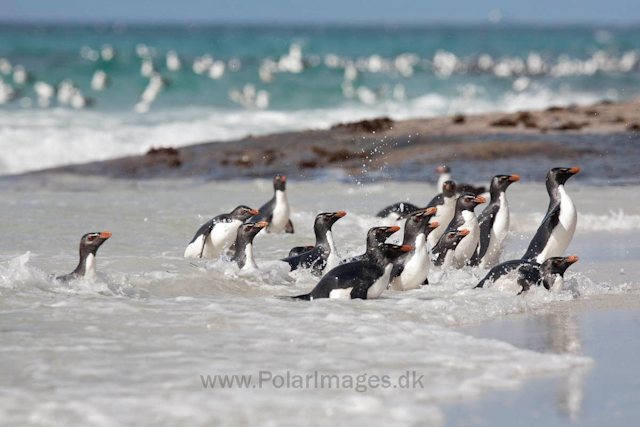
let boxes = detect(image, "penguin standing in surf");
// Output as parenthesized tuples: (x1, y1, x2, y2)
(231, 221, 268, 269)
(344, 226, 401, 263)
(184, 206, 258, 259)
(278, 244, 413, 300)
(389, 207, 439, 291)
(56, 231, 112, 282)
(432, 193, 485, 268)
(280, 211, 346, 276)
(470, 174, 520, 268)
(432, 229, 470, 269)
(424, 180, 457, 248)
(251, 174, 294, 233)
(522, 167, 580, 263)
(475, 255, 579, 294)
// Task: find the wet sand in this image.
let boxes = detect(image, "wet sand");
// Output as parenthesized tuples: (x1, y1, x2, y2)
(446, 297, 640, 426)
(18, 99, 640, 184)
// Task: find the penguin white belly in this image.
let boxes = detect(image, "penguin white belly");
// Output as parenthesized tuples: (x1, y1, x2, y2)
(392, 234, 429, 291)
(322, 231, 340, 275)
(428, 200, 454, 248)
(550, 275, 565, 293)
(453, 212, 479, 267)
(481, 196, 510, 269)
(440, 251, 456, 270)
(490, 271, 523, 293)
(242, 243, 258, 270)
(184, 235, 205, 258)
(203, 221, 241, 258)
(367, 264, 394, 299)
(329, 287, 354, 299)
(269, 190, 290, 233)
(84, 254, 97, 280)
(537, 187, 577, 263)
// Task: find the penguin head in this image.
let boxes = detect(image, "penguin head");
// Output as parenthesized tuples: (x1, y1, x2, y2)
(237, 221, 268, 241)
(443, 229, 469, 247)
(79, 231, 111, 256)
(491, 174, 520, 193)
(368, 226, 400, 245)
(542, 255, 579, 277)
(314, 211, 346, 232)
(457, 193, 485, 211)
(230, 205, 259, 221)
(273, 174, 287, 192)
(379, 244, 413, 262)
(406, 207, 438, 234)
(442, 180, 457, 197)
(548, 167, 580, 186)
(435, 165, 451, 174)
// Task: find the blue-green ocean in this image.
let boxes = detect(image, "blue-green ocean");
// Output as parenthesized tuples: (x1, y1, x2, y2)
(1, 23, 639, 174)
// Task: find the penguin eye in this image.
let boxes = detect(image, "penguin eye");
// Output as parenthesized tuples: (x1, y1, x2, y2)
(88, 236, 95, 242)
(245, 226, 251, 231)
(377, 230, 382, 234)
(556, 260, 561, 265)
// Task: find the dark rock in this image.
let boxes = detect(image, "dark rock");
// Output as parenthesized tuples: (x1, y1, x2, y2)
(332, 117, 394, 133)
(628, 123, 640, 131)
(145, 147, 182, 168)
(490, 117, 518, 127)
(452, 114, 466, 124)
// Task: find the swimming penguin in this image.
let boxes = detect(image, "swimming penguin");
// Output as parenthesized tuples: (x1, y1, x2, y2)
(231, 221, 268, 269)
(251, 174, 294, 233)
(280, 211, 346, 276)
(344, 225, 401, 263)
(278, 244, 413, 300)
(435, 165, 486, 195)
(469, 174, 520, 268)
(184, 206, 258, 259)
(522, 167, 580, 263)
(375, 201, 421, 220)
(288, 245, 315, 258)
(432, 193, 485, 268)
(432, 229, 470, 269)
(56, 231, 112, 282)
(475, 255, 579, 294)
(389, 208, 439, 290)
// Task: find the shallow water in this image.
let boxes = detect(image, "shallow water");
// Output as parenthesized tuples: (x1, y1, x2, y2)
(0, 176, 637, 425)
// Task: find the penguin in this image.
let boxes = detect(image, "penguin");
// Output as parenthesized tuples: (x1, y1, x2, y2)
(432, 229, 470, 269)
(435, 165, 486, 195)
(469, 174, 520, 268)
(424, 180, 457, 248)
(522, 167, 580, 263)
(231, 221, 268, 269)
(251, 174, 294, 233)
(475, 255, 579, 294)
(278, 244, 413, 300)
(280, 211, 346, 276)
(288, 245, 315, 258)
(375, 201, 421, 220)
(389, 207, 439, 291)
(432, 193, 485, 268)
(344, 225, 401, 263)
(56, 231, 112, 282)
(184, 206, 258, 259)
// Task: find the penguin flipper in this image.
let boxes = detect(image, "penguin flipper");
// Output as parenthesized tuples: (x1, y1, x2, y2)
(422, 277, 429, 286)
(390, 264, 404, 281)
(522, 206, 561, 261)
(285, 219, 294, 234)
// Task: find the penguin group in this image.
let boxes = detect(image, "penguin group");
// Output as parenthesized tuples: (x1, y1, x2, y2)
(55, 166, 581, 300)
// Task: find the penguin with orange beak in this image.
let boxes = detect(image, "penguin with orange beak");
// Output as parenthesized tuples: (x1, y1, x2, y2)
(432, 193, 486, 268)
(184, 206, 258, 259)
(476, 255, 579, 294)
(470, 174, 520, 268)
(56, 231, 112, 282)
(522, 167, 580, 263)
(251, 174, 294, 233)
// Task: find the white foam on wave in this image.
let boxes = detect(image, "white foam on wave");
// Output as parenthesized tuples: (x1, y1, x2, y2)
(512, 209, 640, 234)
(0, 87, 606, 175)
